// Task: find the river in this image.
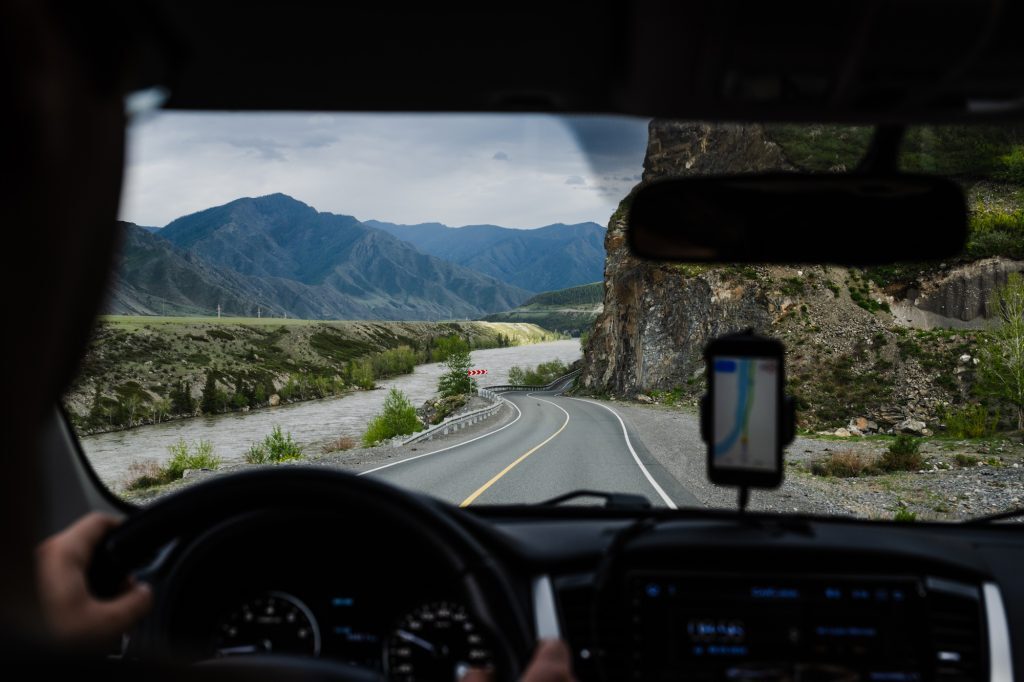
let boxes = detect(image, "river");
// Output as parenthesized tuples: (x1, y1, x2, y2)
(80, 340, 583, 489)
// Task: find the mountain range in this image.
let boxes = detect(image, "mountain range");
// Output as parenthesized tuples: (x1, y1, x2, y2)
(366, 219, 605, 292)
(107, 194, 605, 320)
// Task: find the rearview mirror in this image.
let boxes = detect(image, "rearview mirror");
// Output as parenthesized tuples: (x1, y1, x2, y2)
(627, 174, 967, 265)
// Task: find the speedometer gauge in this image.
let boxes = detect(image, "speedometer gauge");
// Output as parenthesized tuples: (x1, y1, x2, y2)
(386, 602, 494, 681)
(212, 591, 321, 658)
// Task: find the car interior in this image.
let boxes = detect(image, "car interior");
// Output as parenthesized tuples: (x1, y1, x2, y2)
(4, 2, 1023, 681)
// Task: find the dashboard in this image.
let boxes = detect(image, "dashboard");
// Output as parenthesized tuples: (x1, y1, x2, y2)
(129, 503, 1022, 682)
(144, 511, 503, 680)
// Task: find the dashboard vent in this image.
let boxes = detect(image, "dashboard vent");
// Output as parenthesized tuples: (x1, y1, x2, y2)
(927, 590, 985, 682)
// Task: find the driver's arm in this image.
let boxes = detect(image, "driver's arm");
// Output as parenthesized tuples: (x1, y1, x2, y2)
(35, 512, 153, 646)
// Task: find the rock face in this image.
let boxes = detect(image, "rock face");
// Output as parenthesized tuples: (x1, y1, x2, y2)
(579, 120, 1021, 430)
(581, 122, 789, 395)
(890, 257, 1024, 329)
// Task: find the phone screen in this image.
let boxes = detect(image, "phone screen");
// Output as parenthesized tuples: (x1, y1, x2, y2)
(711, 356, 779, 472)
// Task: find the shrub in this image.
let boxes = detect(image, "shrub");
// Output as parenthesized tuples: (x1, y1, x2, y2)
(506, 359, 570, 387)
(954, 453, 980, 467)
(123, 460, 166, 491)
(321, 435, 357, 454)
(126, 439, 221, 490)
(974, 273, 1024, 430)
(810, 450, 873, 477)
(877, 435, 923, 472)
(246, 425, 304, 464)
(943, 404, 997, 439)
(164, 438, 221, 479)
(362, 389, 423, 446)
(893, 505, 918, 522)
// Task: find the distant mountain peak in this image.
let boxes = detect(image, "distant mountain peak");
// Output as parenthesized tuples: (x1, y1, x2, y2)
(368, 219, 606, 292)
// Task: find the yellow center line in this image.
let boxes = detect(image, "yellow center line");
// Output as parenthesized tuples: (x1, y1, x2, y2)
(459, 398, 571, 507)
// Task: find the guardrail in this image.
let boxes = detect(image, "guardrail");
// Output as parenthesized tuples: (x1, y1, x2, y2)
(399, 369, 582, 446)
(401, 387, 505, 445)
(484, 368, 582, 394)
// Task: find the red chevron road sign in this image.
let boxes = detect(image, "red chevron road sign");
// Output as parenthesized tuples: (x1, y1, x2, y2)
(467, 369, 488, 376)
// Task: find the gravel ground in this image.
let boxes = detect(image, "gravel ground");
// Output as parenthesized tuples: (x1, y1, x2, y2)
(601, 399, 1024, 522)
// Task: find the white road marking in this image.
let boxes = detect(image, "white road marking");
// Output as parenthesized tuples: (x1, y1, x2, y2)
(567, 397, 678, 509)
(358, 398, 523, 476)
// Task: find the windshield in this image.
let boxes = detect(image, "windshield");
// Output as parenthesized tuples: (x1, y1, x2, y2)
(64, 114, 1023, 522)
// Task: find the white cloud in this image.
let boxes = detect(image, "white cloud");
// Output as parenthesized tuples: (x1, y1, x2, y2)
(119, 113, 648, 228)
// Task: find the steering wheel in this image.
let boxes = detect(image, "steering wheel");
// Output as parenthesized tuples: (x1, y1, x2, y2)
(88, 467, 532, 681)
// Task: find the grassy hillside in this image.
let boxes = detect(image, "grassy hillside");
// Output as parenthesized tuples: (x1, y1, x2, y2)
(64, 317, 561, 434)
(483, 282, 603, 335)
(522, 282, 603, 306)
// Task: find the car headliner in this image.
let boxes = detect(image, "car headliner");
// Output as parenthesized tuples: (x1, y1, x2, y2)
(91, 0, 1024, 123)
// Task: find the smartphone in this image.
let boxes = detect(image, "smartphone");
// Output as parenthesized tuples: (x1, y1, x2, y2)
(703, 333, 785, 488)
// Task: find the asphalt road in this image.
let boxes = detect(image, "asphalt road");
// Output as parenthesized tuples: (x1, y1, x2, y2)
(361, 385, 699, 508)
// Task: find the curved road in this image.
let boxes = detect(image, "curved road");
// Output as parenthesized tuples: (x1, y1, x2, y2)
(361, 382, 698, 508)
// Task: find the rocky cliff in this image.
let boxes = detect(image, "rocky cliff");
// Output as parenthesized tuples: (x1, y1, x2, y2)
(581, 121, 1023, 431)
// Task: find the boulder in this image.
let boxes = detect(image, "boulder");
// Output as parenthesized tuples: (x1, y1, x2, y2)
(833, 428, 852, 438)
(269, 393, 281, 406)
(848, 417, 877, 433)
(636, 394, 654, 404)
(896, 418, 927, 435)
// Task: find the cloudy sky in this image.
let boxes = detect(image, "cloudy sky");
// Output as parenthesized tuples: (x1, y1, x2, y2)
(119, 112, 650, 229)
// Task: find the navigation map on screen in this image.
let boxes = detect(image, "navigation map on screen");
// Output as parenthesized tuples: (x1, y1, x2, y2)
(712, 356, 779, 471)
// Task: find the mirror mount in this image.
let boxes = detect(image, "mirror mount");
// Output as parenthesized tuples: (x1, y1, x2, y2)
(856, 124, 906, 174)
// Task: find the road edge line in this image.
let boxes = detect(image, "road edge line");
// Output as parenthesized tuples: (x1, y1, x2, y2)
(567, 397, 678, 509)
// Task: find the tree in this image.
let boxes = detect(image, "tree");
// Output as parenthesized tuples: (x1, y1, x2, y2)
(170, 380, 196, 415)
(976, 273, 1024, 430)
(200, 373, 229, 415)
(438, 348, 473, 397)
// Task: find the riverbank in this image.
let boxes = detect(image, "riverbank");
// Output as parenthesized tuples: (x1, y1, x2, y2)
(122, 397, 521, 504)
(80, 339, 584, 489)
(64, 317, 561, 435)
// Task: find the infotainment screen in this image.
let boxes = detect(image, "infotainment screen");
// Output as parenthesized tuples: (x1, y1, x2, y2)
(625, 572, 929, 681)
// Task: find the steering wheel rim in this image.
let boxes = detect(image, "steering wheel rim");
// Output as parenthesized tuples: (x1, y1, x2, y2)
(88, 467, 530, 680)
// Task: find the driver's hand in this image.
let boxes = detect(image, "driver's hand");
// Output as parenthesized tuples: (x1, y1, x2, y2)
(463, 638, 576, 682)
(35, 512, 153, 646)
